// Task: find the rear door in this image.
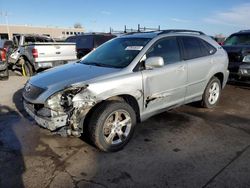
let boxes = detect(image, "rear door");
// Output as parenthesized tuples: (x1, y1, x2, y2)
(179, 36, 215, 101)
(142, 37, 187, 113)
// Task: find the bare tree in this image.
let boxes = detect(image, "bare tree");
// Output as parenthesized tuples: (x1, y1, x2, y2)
(74, 23, 83, 28)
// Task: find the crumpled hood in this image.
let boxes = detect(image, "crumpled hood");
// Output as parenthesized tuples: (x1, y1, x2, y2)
(29, 63, 120, 90)
(223, 45, 250, 62)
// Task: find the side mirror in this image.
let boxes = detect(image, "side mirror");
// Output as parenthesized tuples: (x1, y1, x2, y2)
(145, 57, 164, 69)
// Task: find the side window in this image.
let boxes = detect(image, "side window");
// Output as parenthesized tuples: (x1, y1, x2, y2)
(146, 37, 181, 65)
(181, 37, 216, 60)
(182, 37, 204, 60)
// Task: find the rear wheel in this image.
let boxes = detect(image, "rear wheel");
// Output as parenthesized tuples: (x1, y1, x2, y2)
(201, 77, 221, 108)
(19, 59, 34, 77)
(88, 101, 136, 152)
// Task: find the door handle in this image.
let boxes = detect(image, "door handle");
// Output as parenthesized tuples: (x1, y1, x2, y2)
(176, 65, 185, 72)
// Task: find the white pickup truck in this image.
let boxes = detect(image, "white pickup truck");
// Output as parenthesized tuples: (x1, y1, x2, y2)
(8, 34, 77, 76)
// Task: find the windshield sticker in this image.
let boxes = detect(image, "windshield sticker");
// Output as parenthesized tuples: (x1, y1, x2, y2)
(125, 46, 143, 51)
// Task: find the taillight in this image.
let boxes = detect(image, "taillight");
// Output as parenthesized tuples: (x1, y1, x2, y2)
(32, 48, 38, 58)
(0, 49, 6, 61)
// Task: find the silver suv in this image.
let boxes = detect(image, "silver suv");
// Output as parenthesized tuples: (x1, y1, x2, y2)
(23, 30, 229, 152)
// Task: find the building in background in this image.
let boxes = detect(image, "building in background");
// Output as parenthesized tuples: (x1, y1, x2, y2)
(0, 24, 85, 40)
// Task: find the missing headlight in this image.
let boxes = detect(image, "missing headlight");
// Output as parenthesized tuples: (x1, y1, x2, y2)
(45, 86, 87, 112)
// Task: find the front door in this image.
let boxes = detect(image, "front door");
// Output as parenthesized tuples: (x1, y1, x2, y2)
(141, 37, 187, 113)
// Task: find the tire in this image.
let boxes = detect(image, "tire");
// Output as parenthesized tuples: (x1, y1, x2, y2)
(19, 59, 34, 77)
(201, 77, 221, 108)
(0, 66, 9, 80)
(88, 101, 136, 152)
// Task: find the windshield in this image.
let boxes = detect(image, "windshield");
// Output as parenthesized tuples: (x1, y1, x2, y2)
(224, 34, 250, 46)
(80, 37, 151, 68)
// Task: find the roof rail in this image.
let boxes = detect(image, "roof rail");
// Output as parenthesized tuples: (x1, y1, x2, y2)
(158, 29, 205, 35)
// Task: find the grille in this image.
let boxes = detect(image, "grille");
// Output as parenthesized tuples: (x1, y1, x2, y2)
(23, 83, 46, 100)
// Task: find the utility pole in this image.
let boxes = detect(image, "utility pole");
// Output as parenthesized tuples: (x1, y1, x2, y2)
(0, 11, 10, 39)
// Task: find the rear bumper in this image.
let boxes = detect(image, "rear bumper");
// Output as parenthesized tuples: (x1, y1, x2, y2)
(23, 100, 68, 131)
(34, 60, 69, 70)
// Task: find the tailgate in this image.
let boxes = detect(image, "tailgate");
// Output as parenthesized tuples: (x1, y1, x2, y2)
(34, 43, 77, 62)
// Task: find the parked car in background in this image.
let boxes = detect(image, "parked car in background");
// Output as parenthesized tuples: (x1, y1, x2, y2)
(65, 33, 116, 59)
(23, 30, 229, 152)
(0, 40, 13, 80)
(8, 34, 77, 76)
(223, 30, 250, 82)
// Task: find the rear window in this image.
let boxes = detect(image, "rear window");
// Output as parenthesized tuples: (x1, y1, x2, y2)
(35, 37, 45, 42)
(24, 36, 35, 45)
(35, 37, 53, 42)
(66, 36, 94, 49)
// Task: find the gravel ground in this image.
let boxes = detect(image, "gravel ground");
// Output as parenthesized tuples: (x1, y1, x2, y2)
(0, 75, 250, 188)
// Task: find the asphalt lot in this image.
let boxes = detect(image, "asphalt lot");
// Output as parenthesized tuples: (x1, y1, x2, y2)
(0, 74, 250, 188)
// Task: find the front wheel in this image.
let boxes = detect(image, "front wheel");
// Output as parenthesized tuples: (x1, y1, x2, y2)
(88, 101, 136, 152)
(201, 77, 221, 108)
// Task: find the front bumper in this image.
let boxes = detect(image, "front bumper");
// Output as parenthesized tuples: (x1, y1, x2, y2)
(228, 62, 250, 80)
(23, 100, 68, 131)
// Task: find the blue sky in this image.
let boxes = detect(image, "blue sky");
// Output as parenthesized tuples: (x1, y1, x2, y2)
(0, 0, 250, 36)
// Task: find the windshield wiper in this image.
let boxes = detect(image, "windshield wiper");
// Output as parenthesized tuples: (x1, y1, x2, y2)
(83, 62, 121, 68)
(83, 62, 105, 67)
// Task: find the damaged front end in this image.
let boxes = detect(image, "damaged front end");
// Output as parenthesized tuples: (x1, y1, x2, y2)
(23, 84, 97, 137)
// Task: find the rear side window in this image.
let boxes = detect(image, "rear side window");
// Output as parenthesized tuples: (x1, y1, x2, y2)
(146, 37, 181, 64)
(201, 40, 217, 55)
(78, 36, 94, 49)
(66, 36, 93, 49)
(181, 36, 216, 60)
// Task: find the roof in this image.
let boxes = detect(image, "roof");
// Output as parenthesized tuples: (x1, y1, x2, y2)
(237, 30, 250, 34)
(67, 33, 116, 37)
(120, 32, 160, 39)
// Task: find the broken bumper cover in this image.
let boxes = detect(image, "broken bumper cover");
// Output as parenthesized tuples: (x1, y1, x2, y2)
(23, 100, 68, 131)
(229, 62, 250, 78)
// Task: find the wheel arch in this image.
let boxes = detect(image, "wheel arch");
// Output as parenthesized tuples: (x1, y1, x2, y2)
(213, 72, 224, 87)
(81, 94, 141, 134)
